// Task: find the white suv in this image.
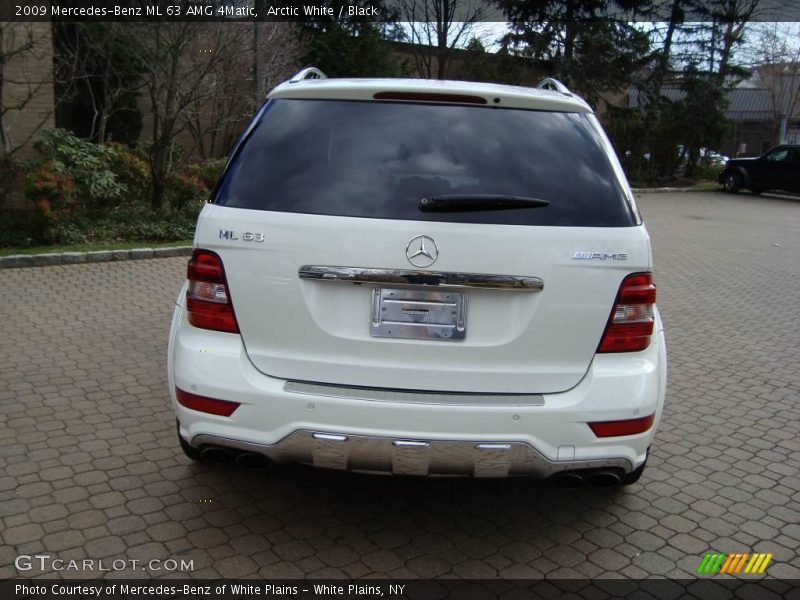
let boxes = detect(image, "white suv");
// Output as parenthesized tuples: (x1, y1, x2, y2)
(167, 69, 666, 488)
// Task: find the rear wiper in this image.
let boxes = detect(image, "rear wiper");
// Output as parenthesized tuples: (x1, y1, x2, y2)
(419, 194, 550, 212)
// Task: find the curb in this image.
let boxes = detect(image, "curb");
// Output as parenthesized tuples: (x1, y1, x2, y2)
(632, 187, 715, 194)
(0, 246, 194, 270)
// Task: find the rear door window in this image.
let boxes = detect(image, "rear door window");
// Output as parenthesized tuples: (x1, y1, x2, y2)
(215, 99, 636, 227)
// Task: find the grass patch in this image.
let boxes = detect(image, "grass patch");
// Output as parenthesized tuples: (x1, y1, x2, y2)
(0, 239, 193, 257)
(690, 181, 720, 190)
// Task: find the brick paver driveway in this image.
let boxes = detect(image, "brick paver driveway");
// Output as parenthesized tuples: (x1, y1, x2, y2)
(1, 191, 798, 580)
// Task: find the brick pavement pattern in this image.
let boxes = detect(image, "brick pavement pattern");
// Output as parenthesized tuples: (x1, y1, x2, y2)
(1, 192, 798, 579)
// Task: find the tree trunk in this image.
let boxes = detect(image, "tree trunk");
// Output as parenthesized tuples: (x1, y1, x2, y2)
(97, 111, 109, 144)
(436, 48, 448, 79)
(150, 120, 171, 211)
(0, 26, 9, 160)
(641, 0, 681, 182)
(253, 22, 263, 102)
(0, 159, 17, 208)
(684, 147, 698, 178)
(96, 62, 113, 144)
(149, 26, 181, 211)
(715, 21, 737, 87)
(151, 169, 165, 211)
(150, 117, 178, 211)
(709, 18, 717, 77)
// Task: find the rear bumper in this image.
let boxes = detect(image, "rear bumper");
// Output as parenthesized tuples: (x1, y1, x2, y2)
(191, 431, 632, 477)
(168, 297, 666, 477)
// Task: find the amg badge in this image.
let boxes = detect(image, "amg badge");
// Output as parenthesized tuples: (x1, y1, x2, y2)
(573, 251, 628, 261)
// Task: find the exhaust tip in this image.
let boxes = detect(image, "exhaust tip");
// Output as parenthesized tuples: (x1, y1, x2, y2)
(236, 451, 271, 470)
(586, 470, 622, 487)
(550, 472, 584, 489)
(199, 445, 236, 465)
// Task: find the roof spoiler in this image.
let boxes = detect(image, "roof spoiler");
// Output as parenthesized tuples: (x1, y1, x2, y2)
(289, 66, 327, 83)
(536, 78, 571, 95)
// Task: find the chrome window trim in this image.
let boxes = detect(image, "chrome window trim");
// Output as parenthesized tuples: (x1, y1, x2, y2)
(298, 265, 543, 292)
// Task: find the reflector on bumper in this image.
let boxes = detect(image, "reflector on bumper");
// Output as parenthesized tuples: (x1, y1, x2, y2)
(587, 414, 655, 437)
(175, 388, 240, 417)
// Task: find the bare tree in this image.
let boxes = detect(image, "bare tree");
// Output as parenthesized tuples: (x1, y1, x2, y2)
(182, 22, 303, 160)
(701, 0, 760, 86)
(55, 23, 145, 144)
(137, 21, 244, 209)
(398, 0, 486, 79)
(0, 19, 64, 205)
(47, 17, 303, 208)
(0, 22, 52, 161)
(743, 22, 800, 144)
(183, 24, 253, 160)
(254, 22, 305, 99)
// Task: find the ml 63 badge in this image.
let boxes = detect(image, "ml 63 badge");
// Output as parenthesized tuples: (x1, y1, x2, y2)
(219, 230, 265, 242)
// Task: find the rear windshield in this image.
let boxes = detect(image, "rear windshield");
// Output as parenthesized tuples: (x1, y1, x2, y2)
(215, 99, 635, 227)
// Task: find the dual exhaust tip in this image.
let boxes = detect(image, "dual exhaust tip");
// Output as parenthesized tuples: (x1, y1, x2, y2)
(549, 469, 623, 489)
(199, 445, 272, 470)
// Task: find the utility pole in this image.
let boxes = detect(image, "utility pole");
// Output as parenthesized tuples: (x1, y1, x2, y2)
(253, 0, 264, 103)
(778, 66, 799, 144)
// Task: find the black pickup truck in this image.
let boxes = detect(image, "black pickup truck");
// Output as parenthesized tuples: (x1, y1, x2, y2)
(720, 144, 800, 195)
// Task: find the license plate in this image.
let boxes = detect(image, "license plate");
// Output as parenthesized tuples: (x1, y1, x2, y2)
(370, 288, 467, 341)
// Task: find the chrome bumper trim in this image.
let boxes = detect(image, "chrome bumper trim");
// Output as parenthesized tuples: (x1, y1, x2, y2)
(191, 431, 633, 478)
(284, 381, 545, 407)
(298, 265, 544, 292)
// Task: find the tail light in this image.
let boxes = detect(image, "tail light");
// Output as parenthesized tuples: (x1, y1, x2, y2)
(176, 388, 239, 416)
(186, 249, 239, 333)
(588, 414, 655, 437)
(598, 272, 656, 353)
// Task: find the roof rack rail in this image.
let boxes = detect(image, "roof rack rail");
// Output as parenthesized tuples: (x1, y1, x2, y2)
(289, 66, 327, 83)
(536, 78, 571, 95)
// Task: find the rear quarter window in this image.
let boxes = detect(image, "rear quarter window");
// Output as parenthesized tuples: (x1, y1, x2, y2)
(215, 99, 636, 227)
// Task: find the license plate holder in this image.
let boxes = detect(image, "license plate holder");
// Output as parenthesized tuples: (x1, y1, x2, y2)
(370, 288, 467, 341)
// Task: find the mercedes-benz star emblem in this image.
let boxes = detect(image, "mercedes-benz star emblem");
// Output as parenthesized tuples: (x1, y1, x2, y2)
(406, 235, 438, 268)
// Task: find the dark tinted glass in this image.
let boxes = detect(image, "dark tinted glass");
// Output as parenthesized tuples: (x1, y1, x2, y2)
(215, 99, 635, 227)
(766, 148, 789, 162)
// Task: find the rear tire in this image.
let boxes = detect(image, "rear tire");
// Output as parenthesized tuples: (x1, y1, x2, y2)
(723, 172, 742, 193)
(750, 188, 762, 195)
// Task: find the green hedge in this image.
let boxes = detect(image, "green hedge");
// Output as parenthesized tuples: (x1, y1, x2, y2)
(7, 129, 226, 248)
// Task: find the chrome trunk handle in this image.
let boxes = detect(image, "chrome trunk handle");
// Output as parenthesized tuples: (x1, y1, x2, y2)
(298, 266, 543, 292)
